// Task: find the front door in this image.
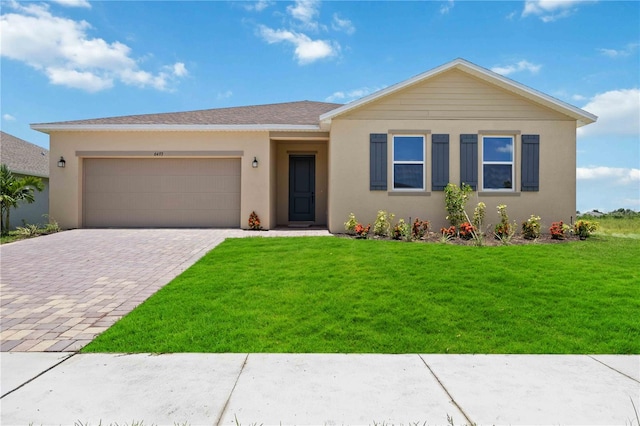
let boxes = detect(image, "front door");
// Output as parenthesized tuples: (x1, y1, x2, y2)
(289, 155, 315, 222)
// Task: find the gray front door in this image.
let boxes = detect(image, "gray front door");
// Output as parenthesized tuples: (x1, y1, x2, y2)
(289, 155, 315, 222)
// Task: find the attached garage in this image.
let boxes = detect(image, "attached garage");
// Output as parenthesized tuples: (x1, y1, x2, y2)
(83, 158, 241, 228)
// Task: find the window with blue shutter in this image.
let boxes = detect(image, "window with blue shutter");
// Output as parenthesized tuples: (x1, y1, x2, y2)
(460, 134, 478, 190)
(521, 135, 540, 191)
(431, 134, 449, 191)
(393, 135, 425, 190)
(482, 136, 514, 190)
(370, 133, 387, 190)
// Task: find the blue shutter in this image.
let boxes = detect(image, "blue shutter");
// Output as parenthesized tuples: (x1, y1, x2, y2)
(521, 135, 540, 191)
(370, 133, 387, 191)
(460, 134, 478, 190)
(431, 134, 449, 191)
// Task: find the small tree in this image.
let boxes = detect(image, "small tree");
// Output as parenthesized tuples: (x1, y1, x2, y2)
(0, 164, 45, 234)
(444, 183, 473, 229)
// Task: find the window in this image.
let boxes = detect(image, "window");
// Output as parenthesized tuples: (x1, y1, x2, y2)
(482, 136, 514, 190)
(393, 135, 425, 190)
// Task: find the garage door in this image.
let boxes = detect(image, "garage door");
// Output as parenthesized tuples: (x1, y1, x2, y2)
(83, 158, 241, 228)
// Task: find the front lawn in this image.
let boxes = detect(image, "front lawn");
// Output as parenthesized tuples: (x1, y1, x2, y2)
(83, 236, 640, 354)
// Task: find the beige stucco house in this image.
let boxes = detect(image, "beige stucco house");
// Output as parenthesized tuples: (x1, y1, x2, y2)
(32, 58, 596, 232)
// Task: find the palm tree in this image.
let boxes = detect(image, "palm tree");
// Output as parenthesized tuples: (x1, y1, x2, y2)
(0, 164, 45, 234)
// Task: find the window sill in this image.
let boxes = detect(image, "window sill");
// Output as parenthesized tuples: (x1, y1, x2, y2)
(478, 191, 521, 197)
(388, 191, 432, 196)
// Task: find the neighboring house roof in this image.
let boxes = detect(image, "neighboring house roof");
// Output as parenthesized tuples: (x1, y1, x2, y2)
(320, 58, 597, 128)
(30, 58, 597, 134)
(31, 101, 342, 133)
(0, 131, 49, 178)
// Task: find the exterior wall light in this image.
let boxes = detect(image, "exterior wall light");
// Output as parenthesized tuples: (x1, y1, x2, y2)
(57, 156, 66, 168)
(252, 157, 259, 168)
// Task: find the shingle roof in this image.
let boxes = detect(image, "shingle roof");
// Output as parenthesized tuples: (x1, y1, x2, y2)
(34, 101, 343, 127)
(0, 131, 49, 177)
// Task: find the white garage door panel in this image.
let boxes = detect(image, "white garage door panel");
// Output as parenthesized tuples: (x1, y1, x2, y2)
(83, 158, 241, 228)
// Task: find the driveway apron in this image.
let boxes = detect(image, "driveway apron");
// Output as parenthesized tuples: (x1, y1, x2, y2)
(0, 229, 329, 352)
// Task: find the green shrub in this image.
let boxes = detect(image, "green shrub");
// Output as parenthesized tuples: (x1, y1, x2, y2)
(472, 202, 486, 233)
(344, 213, 357, 234)
(392, 219, 411, 241)
(522, 215, 541, 240)
(373, 210, 394, 237)
(494, 204, 516, 244)
(15, 224, 39, 238)
(444, 183, 473, 229)
(574, 220, 599, 239)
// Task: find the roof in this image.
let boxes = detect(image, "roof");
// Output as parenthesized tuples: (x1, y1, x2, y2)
(31, 58, 597, 134)
(0, 131, 49, 178)
(320, 58, 598, 128)
(31, 101, 342, 133)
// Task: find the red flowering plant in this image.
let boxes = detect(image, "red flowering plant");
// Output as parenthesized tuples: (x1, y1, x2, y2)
(248, 211, 262, 230)
(458, 222, 477, 240)
(354, 223, 371, 238)
(412, 218, 430, 240)
(549, 221, 568, 240)
(440, 226, 456, 237)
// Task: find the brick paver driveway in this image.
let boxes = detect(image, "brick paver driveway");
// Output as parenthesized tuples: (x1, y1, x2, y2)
(1, 229, 329, 352)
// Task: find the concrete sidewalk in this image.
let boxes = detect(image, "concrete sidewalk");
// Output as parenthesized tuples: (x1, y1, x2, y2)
(1, 353, 638, 425)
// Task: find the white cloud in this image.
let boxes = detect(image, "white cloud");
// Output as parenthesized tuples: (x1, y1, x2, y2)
(325, 86, 385, 103)
(577, 166, 640, 185)
(258, 25, 337, 65)
(440, 0, 455, 15)
(3, 114, 16, 121)
(578, 89, 640, 137)
(0, 1, 187, 92)
(522, 0, 592, 22)
(217, 90, 233, 100)
(243, 1, 272, 12)
(50, 0, 91, 8)
(46, 67, 113, 92)
(287, 0, 321, 31)
(171, 62, 188, 77)
(572, 94, 587, 101)
(598, 43, 639, 58)
(491, 60, 542, 76)
(332, 13, 355, 35)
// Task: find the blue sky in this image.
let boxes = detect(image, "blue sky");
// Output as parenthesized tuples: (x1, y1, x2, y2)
(1, 0, 638, 212)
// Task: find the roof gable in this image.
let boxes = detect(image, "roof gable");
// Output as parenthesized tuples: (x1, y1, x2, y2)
(320, 58, 597, 128)
(0, 131, 50, 177)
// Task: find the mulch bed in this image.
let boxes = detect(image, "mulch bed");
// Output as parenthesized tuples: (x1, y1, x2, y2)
(339, 232, 581, 245)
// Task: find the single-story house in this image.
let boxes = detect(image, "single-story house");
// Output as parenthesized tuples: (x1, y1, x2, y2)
(31, 58, 596, 232)
(0, 131, 50, 228)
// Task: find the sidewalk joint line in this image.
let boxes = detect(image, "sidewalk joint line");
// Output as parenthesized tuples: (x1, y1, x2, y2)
(216, 352, 250, 426)
(418, 354, 474, 425)
(0, 352, 76, 399)
(588, 355, 639, 384)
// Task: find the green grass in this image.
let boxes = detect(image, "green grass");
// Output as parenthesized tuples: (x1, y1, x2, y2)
(0, 232, 23, 244)
(588, 216, 640, 237)
(83, 236, 640, 354)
